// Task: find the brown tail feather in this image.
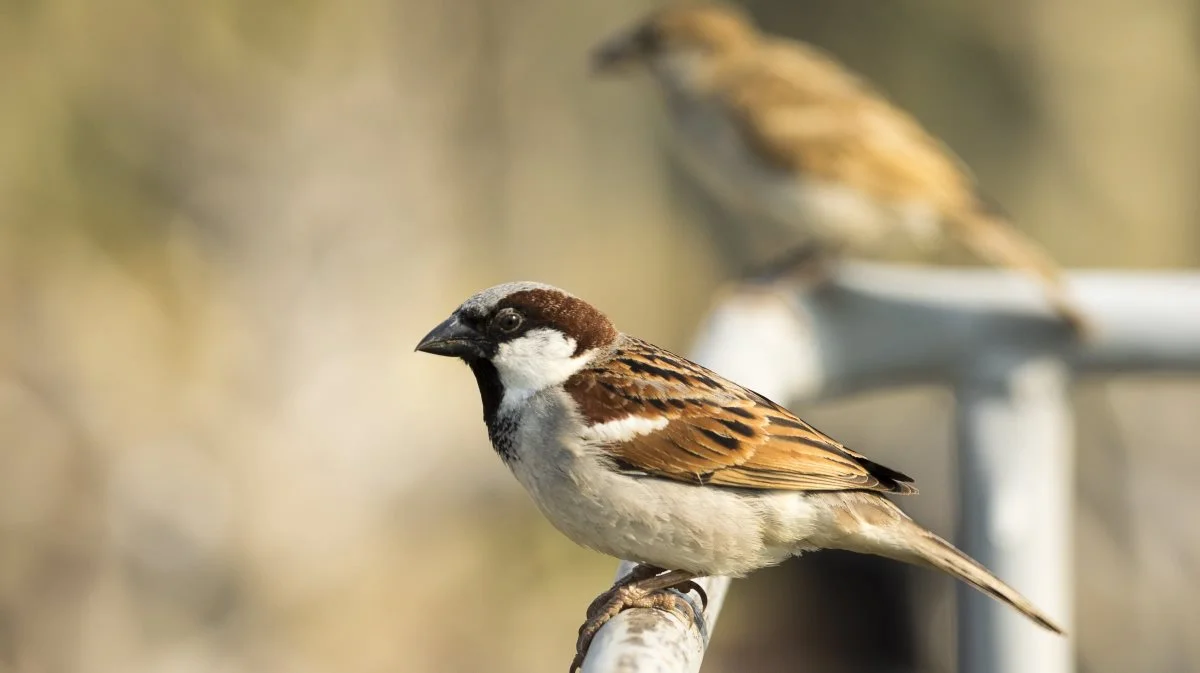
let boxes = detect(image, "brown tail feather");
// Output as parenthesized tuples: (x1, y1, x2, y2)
(951, 211, 1092, 339)
(824, 493, 1065, 634)
(909, 526, 1064, 634)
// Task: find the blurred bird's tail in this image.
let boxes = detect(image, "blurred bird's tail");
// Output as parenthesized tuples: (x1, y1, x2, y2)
(820, 492, 1065, 635)
(951, 209, 1093, 338)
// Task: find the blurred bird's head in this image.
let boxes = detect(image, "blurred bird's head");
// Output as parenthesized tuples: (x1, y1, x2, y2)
(590, 4, 758, 81)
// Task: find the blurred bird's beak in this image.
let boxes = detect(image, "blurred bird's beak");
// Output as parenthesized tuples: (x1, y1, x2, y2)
(590, 27, 650, 74)
(415, 315, 488, 359)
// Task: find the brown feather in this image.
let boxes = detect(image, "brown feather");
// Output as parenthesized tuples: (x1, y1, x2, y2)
(947, 209, 1094, 336)
(565, 337, 917, 495)
(595, 4, 1090, 334)
(711, 40, 978, 210)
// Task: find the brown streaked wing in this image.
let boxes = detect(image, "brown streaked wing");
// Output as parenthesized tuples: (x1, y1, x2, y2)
(715, 39, 978, 210)
(565, 338, 917, 495)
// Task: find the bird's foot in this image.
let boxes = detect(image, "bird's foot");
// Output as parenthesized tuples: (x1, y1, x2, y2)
(570, 587, 700, 672)
(570, 569, 705, 672)
(746, 241, 838, 287)
(1051, 297, 1096, 342)
(583, 567, 707, 620)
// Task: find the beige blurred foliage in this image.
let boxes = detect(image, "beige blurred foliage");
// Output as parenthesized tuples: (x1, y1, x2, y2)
(0, 1, 1196, 673)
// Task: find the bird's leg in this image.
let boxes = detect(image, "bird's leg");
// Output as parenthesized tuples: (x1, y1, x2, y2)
(570, 569, 704, 672)
(582, 563, 663, 618)
(747, 240, 840, 286)
(582, 564, 708, 619)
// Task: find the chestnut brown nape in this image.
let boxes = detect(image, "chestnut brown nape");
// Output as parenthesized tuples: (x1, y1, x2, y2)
(496, 289, 619, 356)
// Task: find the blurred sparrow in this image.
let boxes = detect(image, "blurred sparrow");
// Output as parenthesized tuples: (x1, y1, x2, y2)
(591, 3, 1090, 335)
(416, 282, 1063, 671)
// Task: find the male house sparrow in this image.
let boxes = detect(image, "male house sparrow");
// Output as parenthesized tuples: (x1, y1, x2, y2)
(591, 3, 1091, 335)
(416, 282, 1063, 670)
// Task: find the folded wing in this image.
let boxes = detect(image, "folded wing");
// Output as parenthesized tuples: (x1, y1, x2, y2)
(565, 337, 917, 495)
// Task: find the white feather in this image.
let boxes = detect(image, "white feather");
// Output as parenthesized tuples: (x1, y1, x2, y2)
(505, 388, 825, 577)
(493, 328, 594, 410)
(580, 415, 670, 444)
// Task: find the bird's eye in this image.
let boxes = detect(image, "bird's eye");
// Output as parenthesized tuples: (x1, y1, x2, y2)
(494, 309, 524, 334)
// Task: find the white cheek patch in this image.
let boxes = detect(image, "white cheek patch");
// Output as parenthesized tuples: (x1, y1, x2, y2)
(494, 328, 594, 408)
(580, 415, 670, 444)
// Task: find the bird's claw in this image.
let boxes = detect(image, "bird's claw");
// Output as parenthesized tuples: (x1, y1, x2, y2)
(570, 577, 705, 672)
(747, 240, 837, 285)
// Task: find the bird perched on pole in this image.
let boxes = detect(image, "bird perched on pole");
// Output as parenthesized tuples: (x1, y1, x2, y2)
(591, 2, 1091, 336)
(416, 282, 1064, 671)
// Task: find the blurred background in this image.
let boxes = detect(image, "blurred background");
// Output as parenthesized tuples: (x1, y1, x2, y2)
(1, 1, 1198, 672)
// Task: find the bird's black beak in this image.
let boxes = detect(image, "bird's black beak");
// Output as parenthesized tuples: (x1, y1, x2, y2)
(415, 315, 489, 359)
(590, 26, 652, 74)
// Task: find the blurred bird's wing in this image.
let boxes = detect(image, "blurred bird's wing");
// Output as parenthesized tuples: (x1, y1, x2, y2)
(713, 39, 979, 209)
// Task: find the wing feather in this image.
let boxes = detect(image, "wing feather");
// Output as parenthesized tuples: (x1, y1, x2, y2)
(565, 337, 917, 495)
(710, 39, 977, 210)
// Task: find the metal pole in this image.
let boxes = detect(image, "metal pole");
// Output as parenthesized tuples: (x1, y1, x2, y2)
(955, 354, 1074, 673)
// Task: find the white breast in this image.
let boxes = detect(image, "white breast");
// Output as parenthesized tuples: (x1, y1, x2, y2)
(502, 388, 827, 576)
